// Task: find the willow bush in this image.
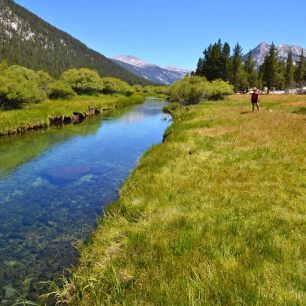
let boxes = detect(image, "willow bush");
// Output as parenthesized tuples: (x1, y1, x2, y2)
(101, 77, 134, 96)
(168, 76, 233, 104)
(0, 62, 52, 109)
(48, 80, 76, 99)
(60, 68, 104, 95)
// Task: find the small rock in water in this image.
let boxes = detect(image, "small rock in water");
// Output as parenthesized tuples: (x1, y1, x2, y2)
(12, 190, 23, 197)
(78, 174, 94, 183)
(47, 220, 57, 227)
(31, 177, 45, 187)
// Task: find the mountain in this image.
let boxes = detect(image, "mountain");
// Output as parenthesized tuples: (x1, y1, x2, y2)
(111, 55, 191, 84)
(245, 42, 306, 67)
(0, 0, 151, 85)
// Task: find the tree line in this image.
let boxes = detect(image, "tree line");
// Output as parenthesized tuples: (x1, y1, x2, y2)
(195, 40, 306, 93)
(0, 62, 136, 109)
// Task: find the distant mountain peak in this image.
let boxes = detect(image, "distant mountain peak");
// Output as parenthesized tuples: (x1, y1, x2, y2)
(111, 55, 191, 84)
(245, 42, 306, 67)
(112, 55, 154, 68)
(162, 65, 191, 74)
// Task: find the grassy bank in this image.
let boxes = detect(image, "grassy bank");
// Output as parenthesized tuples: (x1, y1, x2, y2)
(55, 95, 305, 305)
(0, 94, 144, 135)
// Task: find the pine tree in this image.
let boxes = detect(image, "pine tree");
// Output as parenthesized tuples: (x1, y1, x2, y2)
(196, 39, 224, 81)
(221, 42, 231, 81)
(261, 43, 279, 93)
(276, 61, 285, 90)
(196, 57, 204, 75)
(209, 39, 223, 80)
(244, 51, 257, 89)
(230, 43, 245, 92)
(295, 50, 305, 89)
(284, 51, 295, 90)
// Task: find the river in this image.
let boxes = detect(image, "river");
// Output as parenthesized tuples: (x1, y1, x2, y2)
(0, 98, 171, 303)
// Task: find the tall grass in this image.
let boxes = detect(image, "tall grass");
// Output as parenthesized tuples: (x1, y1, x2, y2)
(55, 95, 305, 305)
(0, 94, 144, 135)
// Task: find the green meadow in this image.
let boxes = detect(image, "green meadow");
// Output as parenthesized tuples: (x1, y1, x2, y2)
(53, 94, 306, 305)
(0, 94, 144, 135)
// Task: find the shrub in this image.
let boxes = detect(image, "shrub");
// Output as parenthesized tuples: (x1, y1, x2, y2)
(48, 80, 76, 99)
(60, 68, 104, 95)
(101, 77, 134, 96)
(168, 76, 233, 104)
(210, 79, 235, 100)
(0, 63, 49, 109)
(36, 70, 53, 92)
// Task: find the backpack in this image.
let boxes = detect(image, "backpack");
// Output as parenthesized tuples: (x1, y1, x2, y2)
(251, 92, 259, 103)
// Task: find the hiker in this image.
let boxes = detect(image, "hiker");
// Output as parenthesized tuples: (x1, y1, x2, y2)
(251, 88, 260, 111)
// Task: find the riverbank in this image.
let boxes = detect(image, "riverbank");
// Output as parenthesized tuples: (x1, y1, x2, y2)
(0, 94, 145, 136)
(56, 95, 305, 305)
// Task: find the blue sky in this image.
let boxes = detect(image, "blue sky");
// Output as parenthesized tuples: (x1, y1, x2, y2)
(15, 0, 306, 70)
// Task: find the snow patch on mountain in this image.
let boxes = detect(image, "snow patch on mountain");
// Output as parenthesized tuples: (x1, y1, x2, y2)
(111, 55, 191, 84)
(114, 55, 153, 68)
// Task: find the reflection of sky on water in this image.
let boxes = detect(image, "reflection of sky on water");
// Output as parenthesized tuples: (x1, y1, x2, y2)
(116, 102, 169, 124)
(0, 99, 171, 302)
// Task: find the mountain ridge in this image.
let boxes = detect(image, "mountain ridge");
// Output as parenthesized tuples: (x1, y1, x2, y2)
(245, 42, 306, 67)
(111, 55, 191, 84)
(0, 0, 151, 85)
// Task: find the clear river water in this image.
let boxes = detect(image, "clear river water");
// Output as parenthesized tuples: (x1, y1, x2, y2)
(0, 98, 171, 303)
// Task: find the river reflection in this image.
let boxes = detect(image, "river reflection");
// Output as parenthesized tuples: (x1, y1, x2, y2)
(0, 99, 171, 303)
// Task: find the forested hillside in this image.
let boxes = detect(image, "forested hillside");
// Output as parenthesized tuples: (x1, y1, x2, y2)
(0, 0, 151, 85)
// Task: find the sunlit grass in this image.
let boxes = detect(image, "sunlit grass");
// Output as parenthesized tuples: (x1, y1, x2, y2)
(0, 94, 144, 135)
(55, 95, 305, 305)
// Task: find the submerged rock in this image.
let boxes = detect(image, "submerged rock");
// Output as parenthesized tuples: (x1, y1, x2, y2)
(78, 174, 94, 183)
(11, 190, 24, 197)
(41, 166, 91, 184)
(31, 177, 45, 187)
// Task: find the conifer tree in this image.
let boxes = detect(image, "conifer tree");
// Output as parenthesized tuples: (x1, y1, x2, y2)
(261, 43, 279, 93)
(244, 51, 257, 89)
(221, 42, 231, 81)
(196, 57, 204, 76)
(209, 39, 223, 80)
(196, 39, 224, 81)
(276, 61, 285, 90)
(295, 50, 305, 89)
(230, 43, 245, 92)
(195, 44, 212, 77)
(284, 51, 295, 90)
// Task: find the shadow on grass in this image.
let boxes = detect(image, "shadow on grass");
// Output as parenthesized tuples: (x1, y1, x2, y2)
(293, 107, 306, 115)
(240, 111, 253, 115)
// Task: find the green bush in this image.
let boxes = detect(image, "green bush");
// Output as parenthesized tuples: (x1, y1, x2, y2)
(168, 76, 233, 105)
(210, 79, 235, 100)
(60, 68, 104, 95)
(36, 70, 54, 92)
(48, 80, 76, 99)
(101, 77, 134, 96)
(0, 62, 50, 109)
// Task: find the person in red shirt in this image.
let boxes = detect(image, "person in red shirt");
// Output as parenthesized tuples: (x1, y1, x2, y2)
(251, 88, 260, 112)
